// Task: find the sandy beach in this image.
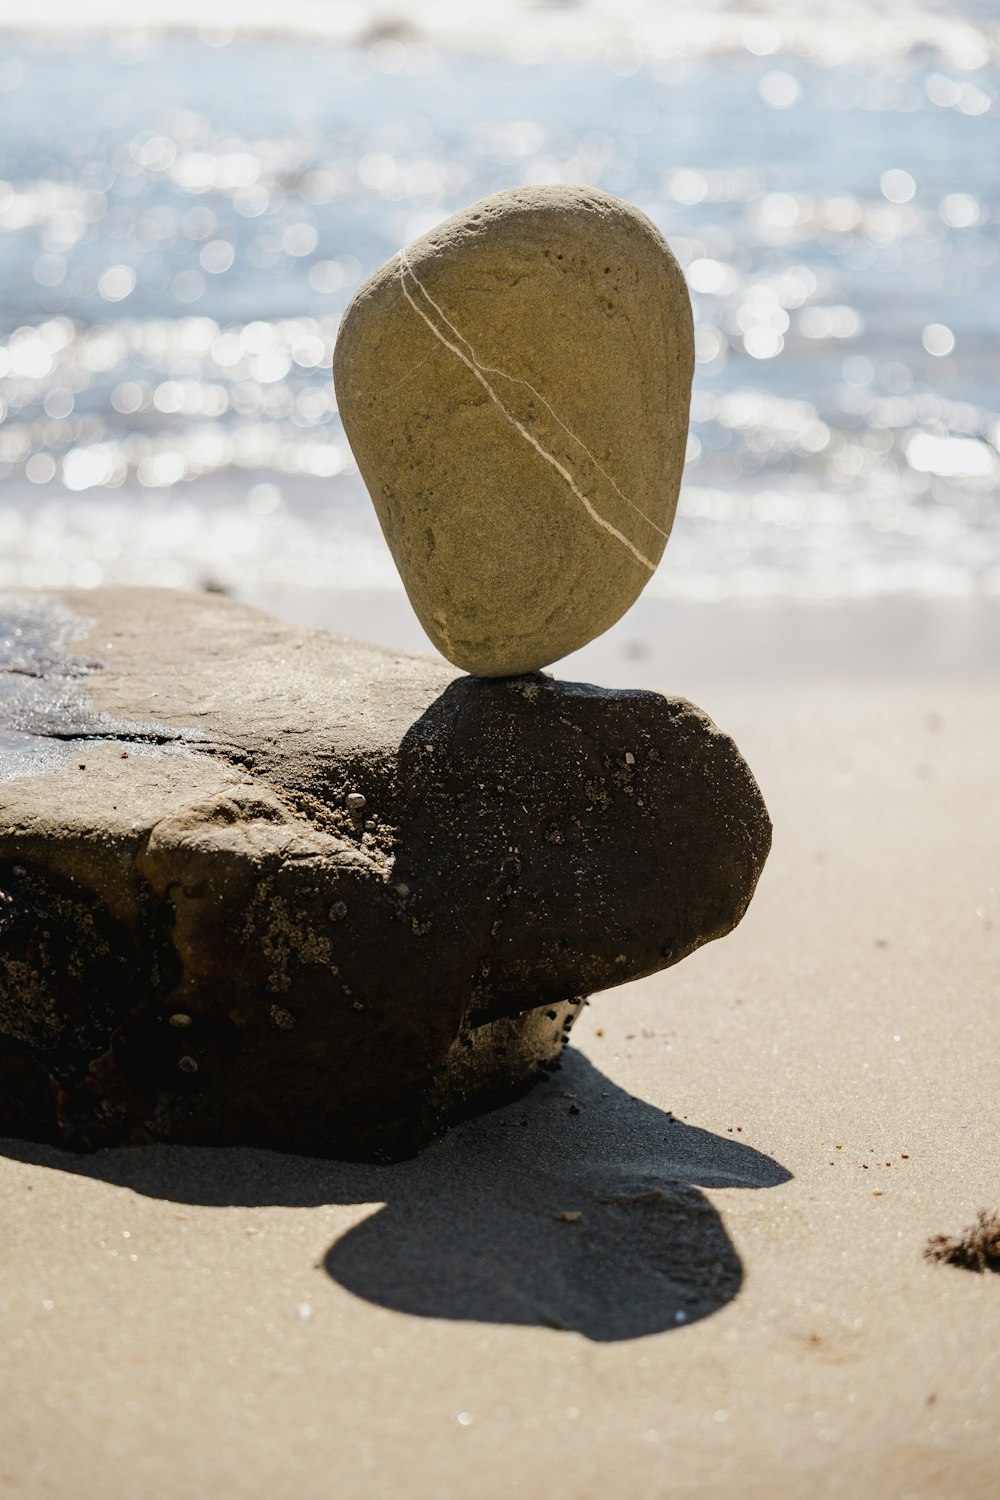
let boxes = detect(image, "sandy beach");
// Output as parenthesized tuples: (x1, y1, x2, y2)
(1, 595, 997, 1500)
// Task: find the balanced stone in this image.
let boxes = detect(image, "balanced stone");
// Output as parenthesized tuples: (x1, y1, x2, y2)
(334, 185, 694, 677)
(0, 589, 768, 1160)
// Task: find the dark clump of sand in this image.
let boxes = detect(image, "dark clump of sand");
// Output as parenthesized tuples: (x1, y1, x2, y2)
(925, 1210, 1000, 1274)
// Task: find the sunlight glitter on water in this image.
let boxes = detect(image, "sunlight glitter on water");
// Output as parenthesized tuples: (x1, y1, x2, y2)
(0, 5, 997, 601)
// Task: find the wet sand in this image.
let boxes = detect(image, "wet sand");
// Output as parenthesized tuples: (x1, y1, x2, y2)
(1, 596, 998, 1499)
(245, 588, 1000, 687)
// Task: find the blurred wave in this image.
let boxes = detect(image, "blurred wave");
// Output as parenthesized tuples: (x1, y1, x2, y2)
(0, 3, 997, 602)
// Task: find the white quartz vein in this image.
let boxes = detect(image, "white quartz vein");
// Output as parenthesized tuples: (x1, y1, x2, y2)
(398, 250, 658, 572)
(401, 254, 666, 541)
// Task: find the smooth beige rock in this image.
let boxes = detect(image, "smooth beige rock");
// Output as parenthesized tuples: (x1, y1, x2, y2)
(334, 185, 694, 676)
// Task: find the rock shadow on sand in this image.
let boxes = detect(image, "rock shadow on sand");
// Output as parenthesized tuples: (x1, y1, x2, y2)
(0, 1050, 789, 1342)
(321, 1052, 790, 1340)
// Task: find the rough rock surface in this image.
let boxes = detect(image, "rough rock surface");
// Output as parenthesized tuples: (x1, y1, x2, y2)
(0, 588, 769, 1159)
(334, 185, 694, 677)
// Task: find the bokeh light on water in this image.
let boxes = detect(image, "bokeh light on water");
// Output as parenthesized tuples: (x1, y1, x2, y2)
(0, 1, 997, 604)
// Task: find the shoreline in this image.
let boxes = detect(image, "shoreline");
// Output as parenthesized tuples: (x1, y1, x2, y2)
(241, 587, 1000, 687)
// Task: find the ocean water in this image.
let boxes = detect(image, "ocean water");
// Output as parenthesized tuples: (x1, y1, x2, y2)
(0, 4, 998, 604)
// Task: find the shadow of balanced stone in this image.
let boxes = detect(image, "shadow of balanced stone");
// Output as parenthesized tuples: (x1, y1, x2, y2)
(0, 190, 769, 1161)
(334, 185, 694, 677)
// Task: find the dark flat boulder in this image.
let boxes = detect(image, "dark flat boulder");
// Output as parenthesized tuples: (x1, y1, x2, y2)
(0, 588, 770, 1159)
